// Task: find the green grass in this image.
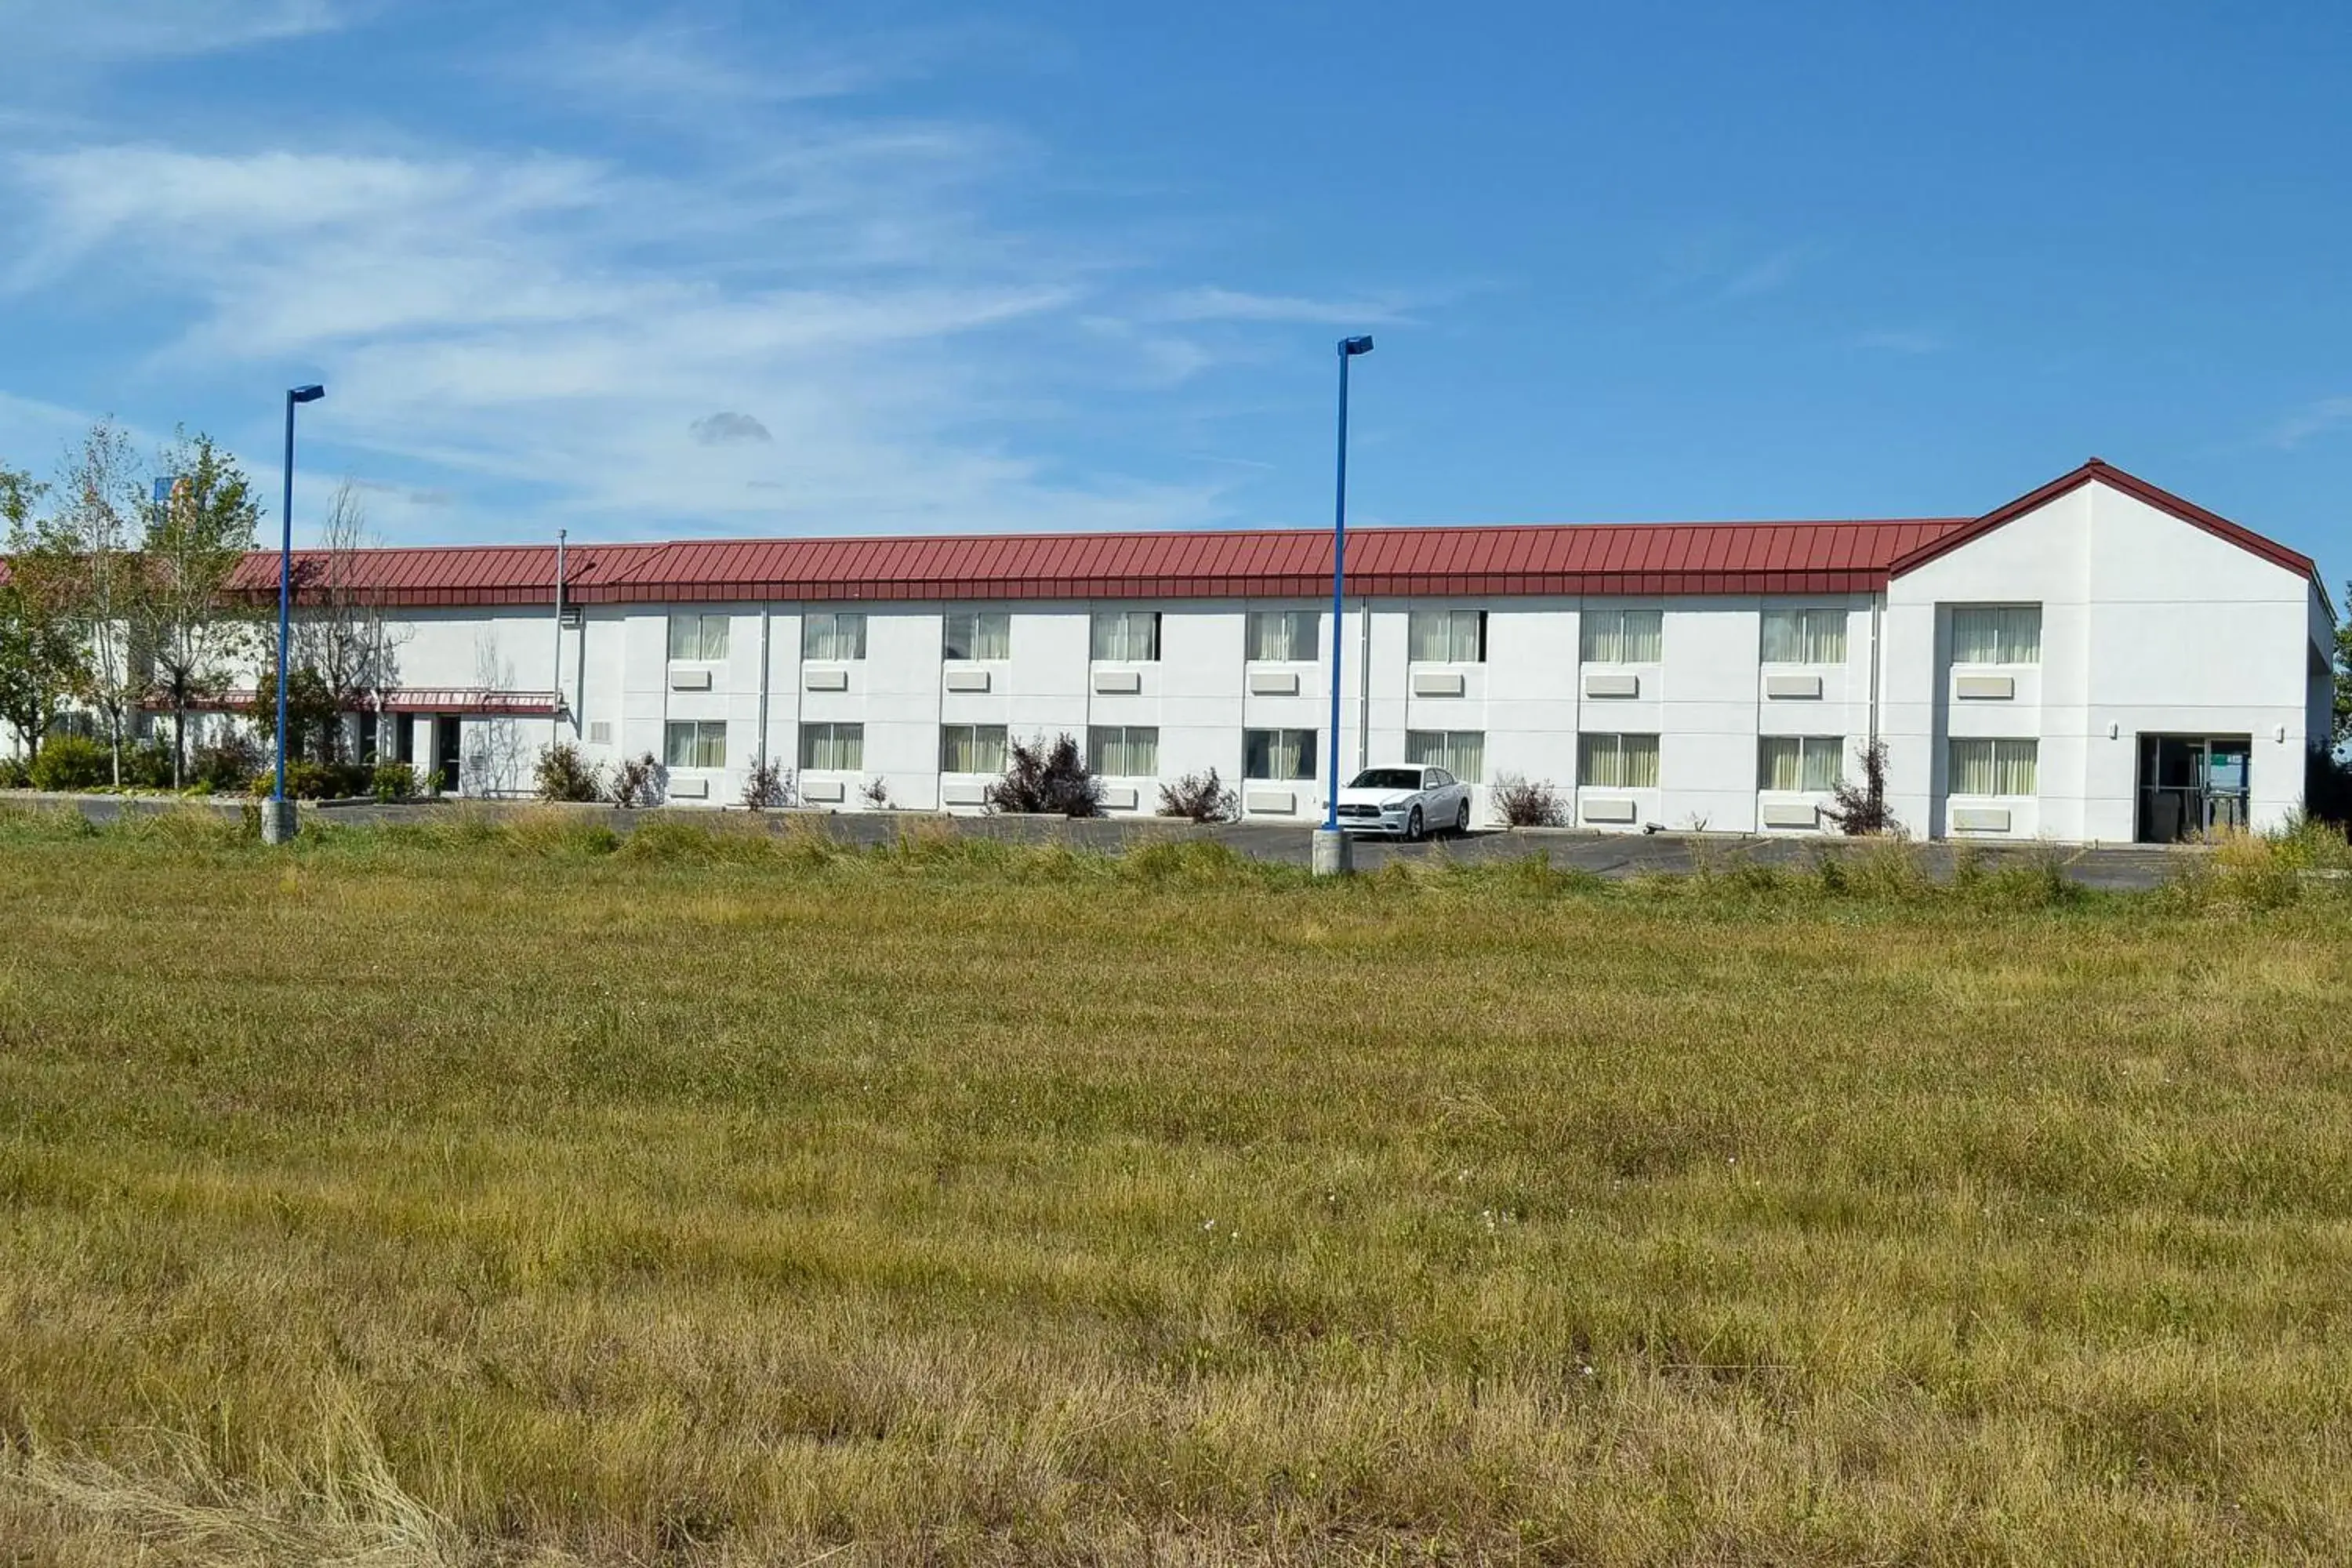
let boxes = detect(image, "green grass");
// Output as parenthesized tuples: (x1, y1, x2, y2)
(2, 808, 2351, 1563)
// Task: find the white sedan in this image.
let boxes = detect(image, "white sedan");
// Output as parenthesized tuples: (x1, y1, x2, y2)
(1332, 765, 1474, 840)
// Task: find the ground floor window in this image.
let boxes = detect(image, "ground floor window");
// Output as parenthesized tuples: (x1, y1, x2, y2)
(665, 720, 728, 770)
(1759, 735, 1842, 792)
(1087, 725, 1159, 776)
(1948, 737, 2036, 796)
(1578, 732, 1660, 789)
(940, 723, 1008, 774)
(798, 721, 863, 772)
(1243, 728, 1317, 781)
(1404, 729, 1485, 782)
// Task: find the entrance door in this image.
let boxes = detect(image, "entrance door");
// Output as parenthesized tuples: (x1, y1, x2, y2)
(435, 716, 463, 795)
(2136, 735, 2252, 841)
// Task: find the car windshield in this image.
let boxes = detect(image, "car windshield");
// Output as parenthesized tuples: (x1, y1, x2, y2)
(1349, 768, 1424, 790)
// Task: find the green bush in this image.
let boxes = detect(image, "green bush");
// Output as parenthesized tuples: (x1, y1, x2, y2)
(29, 735, 111, 791)
(0, 755, 28, 789)
(534, 742, 604, 803)
(262, 760, 372, 800)
(123, 738, 176, 789)
(191, 735, 264, 795)
(371, 762, 417, 801)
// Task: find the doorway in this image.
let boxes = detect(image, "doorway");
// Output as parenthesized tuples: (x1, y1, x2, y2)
(2136, 735, 2250, 842)
(435, 716, 463, 796)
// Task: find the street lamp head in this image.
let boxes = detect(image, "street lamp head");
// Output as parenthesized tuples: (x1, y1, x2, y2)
(289, 384, 326, 404)
(1339, 335, 1374, 357)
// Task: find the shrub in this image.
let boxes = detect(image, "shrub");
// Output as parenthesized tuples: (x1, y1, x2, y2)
(861, 776, 894, 811)
(1490, 773, 1567, 827)
(608, 753, 663, 809)
(741, 758, 794, 811)
(191, 734, 264, 795)
(534, 742, 604, 803)
(986, 733, 1103, 818)
(0, 755, 28, 789)
(1827, 738, 1900, 836)
(1157, 768, 1236, 822)
(123, 738, 176, 790)
(29, 735, 111, 791)
(371, 762, 417, 801)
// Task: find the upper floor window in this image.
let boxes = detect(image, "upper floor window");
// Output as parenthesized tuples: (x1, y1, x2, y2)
(942, 611, 1010, 662)
(802, 610, 867, 661)
(667, 612, 729, 662)
(663, 719, 728, 770)
(1578, 732, 1660, 789)
(1762, 608, 1848, 664)
(1246, 609, 1319, 662)
(1243, 727, 1318, 781)
(1758, 735, 1843, 793)
(1951, 605, 2041, 665)
(1404, 729, 1486, 783)
(1087, 724, 1159, 776)
(1408, 608, 1486, 663)
(1580, 607, 1662, 664)
(1091, 609, 1161, 662)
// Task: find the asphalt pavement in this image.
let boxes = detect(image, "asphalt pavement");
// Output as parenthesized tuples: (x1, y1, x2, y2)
(13, 790, 2198, 890)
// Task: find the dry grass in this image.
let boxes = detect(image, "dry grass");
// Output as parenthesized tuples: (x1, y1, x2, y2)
(2, 808, 2351, 1563)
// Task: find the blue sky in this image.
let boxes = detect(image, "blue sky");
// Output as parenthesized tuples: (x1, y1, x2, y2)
(0, 1, 2346, 581)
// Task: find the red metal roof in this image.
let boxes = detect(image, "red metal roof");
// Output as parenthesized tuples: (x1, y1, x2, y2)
(85, 459, 2321, 611)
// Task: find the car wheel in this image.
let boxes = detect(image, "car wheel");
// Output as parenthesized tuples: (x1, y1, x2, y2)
(1406, 806, 1425, 843)
(1455, 800, 1471, 836)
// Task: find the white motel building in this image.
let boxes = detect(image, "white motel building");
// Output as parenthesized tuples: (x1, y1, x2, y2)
(27, 457, 2336, 843)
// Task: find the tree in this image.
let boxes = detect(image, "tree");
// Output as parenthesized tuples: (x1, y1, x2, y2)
(249, 479, 405, 763)
(2333, 579, 2350, 753)
(18, 421, 149, 784)
(0, 463, 82, 757)
(1826, 738, 1900, 837)
(143, 432, 261, 786)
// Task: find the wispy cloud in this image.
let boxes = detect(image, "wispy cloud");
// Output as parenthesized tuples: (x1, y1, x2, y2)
(1854, 328, 1945, 355)
(1146, 286, 1414, 327)
(0, 0, 347, 64)
(2269, 396, 2352, 451)
(1714, 245, 1816, 302)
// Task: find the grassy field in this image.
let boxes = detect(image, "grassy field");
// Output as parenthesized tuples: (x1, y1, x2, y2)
(2, 808, 2350, 1564)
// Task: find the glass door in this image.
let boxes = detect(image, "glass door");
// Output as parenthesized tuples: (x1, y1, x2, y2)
(2136, 735, 2252, 841)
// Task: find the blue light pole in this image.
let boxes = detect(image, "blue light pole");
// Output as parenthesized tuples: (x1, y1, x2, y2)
(269, 384, 325, 840)
(1313, 336, 1374, 872)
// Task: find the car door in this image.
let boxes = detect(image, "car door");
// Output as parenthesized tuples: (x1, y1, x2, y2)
(1421, 768, 1449, 826)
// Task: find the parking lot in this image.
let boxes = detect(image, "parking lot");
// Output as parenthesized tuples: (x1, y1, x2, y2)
(27, 793, 2194, 890)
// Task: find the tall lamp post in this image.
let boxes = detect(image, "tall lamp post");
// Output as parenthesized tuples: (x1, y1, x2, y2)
(1312, 334, 1374, 877)
(264, 383, 326, 845)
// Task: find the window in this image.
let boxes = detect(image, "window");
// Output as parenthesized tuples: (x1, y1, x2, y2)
(1404, 729, 1486, 782)
(1577, 732, 1661, 789)
(798, 721, 864, 771)
(1243, 728, 1318, 781)
(1246, 609, 1319, 662)
(1579, 607, 1663, 663)
(1408, 608, 1486, 662)
(667, 612, 729, 662)
(1762, 608, 1849, 664)
(1951, 605, 2042, 665)
(942, 611, 1011, 661)
(1949, 738, 2037, 796)
(1759, 735, 1844, 792)
(1090, 609, 1162, 662)
(664, 720, 727, 770)
(1087, 724, 1159, 775)
(801, 610, 867, 661)
(940, 723, 1008, 774)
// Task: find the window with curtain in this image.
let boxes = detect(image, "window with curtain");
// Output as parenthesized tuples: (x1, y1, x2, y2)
(1087, 725, 1159, 776)
(663, 720, 728, 769)
(1948, 738, 2037, 796)
(1579, 607, 1664, 663)
(1245, 609, 1319, 662)
(1758, 735, 1844, 792)
(942, 611, 1011, 661)
(1242, 728, 1318, 780)
(801, 610, 867, 661)
(1761, 608, 1849, 663)
(1407, 608, 1486, 662)
(1091, 609, 1161, 662)
(1950, 605, 2042, 664)
(798, 721, 864, 771)
(1404, 730, 1486, 782)
(939, 724, 1008, 774)
(666, 612, 729, 661)
(1577, 732, 1661, 789)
